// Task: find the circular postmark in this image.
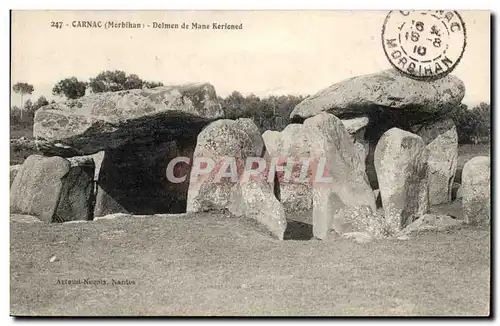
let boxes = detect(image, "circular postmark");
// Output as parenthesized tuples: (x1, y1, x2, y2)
(382, 10, 466, 80)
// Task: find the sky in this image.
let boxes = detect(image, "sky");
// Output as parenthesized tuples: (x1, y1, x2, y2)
(11, 10, 490, 106)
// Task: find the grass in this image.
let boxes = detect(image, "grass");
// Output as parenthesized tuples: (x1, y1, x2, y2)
(10, 127, 33, 140)
(10, 211, 490, 316)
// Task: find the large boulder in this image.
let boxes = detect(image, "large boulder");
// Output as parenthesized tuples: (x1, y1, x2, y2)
(187, 119, 261, 212)
(10, 155, 95, 222)
(290, 69, 465, 123)
(303, 113, 376, 240)
(461, 156, 490, 225)
(34, 83, 224, 156)
(413, 119, 458, 205)
(94, 139, 194, 217)
(374, 128, 429, 232)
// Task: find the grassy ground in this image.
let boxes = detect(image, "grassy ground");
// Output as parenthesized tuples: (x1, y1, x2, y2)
(10, 127, 33, 140)
(10, 211, 490, 316)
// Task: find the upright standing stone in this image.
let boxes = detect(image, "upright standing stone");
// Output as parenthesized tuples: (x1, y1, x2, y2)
(462, 156, 490, 225)
(279, 124, 313, 214)
(10, 155, 95, 222)
(413, 119, 458, 205)
(187, 119, 259, 212)
(341, 116, 369, 177)
(303, 113, 376, 239)
(374, 128, 429, 232)
(226, 122, 287, 239)
(55, 157, 95, 222)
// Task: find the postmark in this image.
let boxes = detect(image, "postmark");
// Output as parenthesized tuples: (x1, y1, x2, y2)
(382, 10, 466, 80)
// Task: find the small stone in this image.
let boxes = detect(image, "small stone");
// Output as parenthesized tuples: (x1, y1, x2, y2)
(341, 232, 373, 244)
(93, 212, 130, 221)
